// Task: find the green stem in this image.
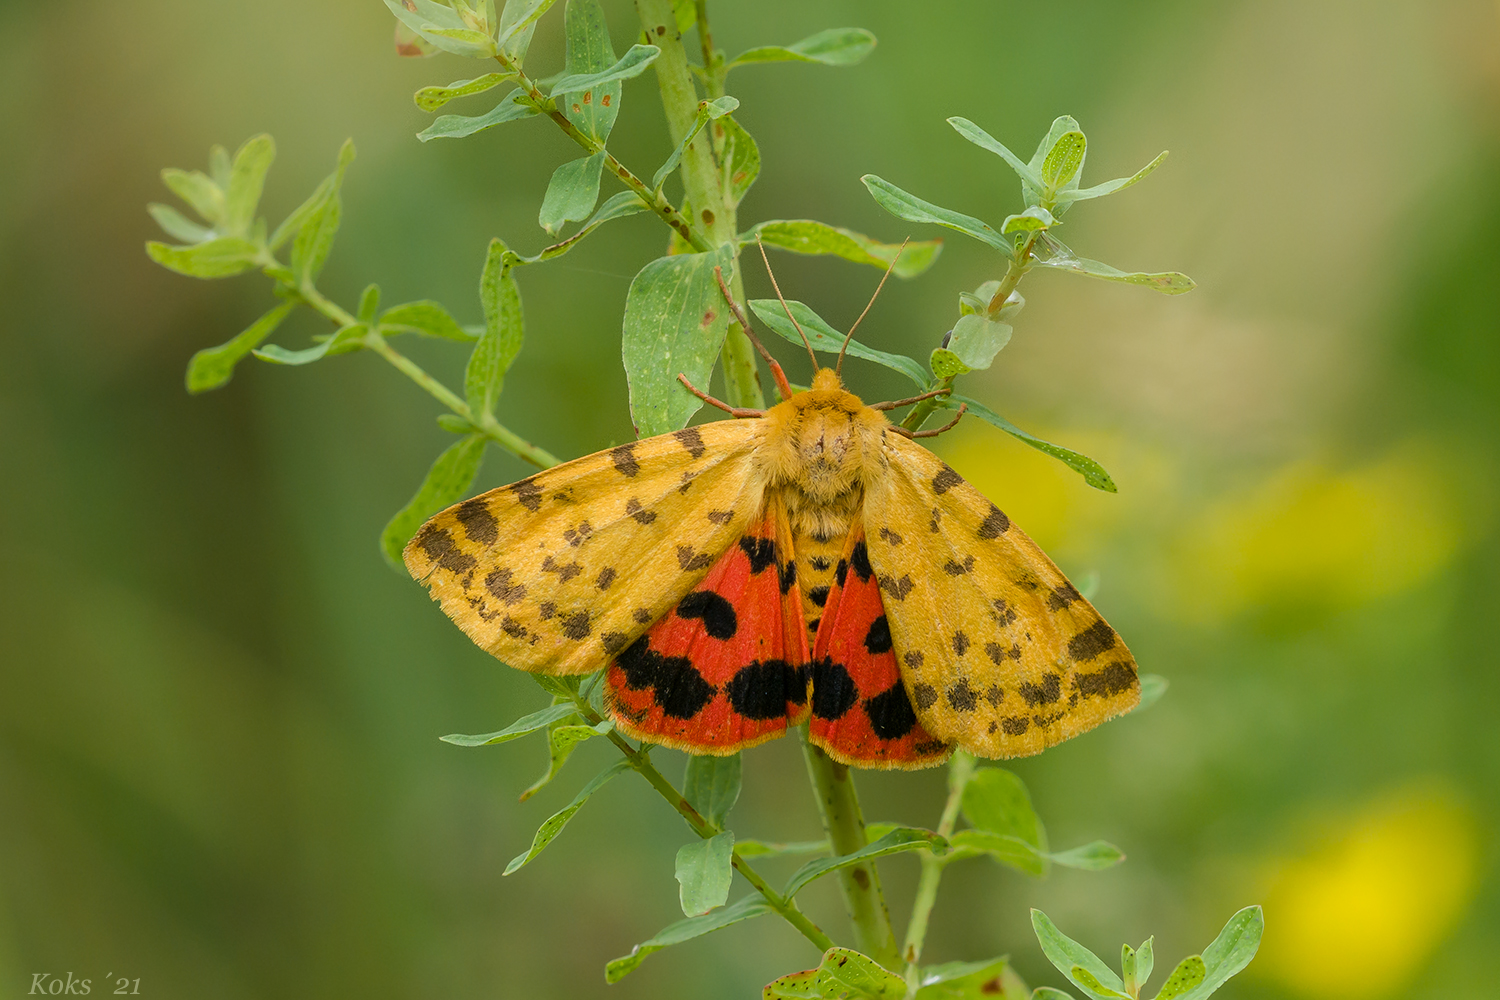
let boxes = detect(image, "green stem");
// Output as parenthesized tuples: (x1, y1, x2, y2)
(900, 231, 1043, 432)
(569, 697, 833, 952)
(633, 0, 764, 410)
(901, 753, 975, 993)
(801, 732, 901, 968)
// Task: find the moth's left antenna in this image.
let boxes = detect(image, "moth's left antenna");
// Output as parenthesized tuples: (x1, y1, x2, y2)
(714, 266, 794, 401)
(838, 237, 907, 376)
(757, 237, 819, 373)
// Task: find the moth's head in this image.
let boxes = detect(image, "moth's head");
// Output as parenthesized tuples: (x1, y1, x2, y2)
(809, 368, 843, 393)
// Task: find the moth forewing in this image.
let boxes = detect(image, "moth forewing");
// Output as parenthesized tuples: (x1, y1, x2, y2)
(860, 433, 1140, 759)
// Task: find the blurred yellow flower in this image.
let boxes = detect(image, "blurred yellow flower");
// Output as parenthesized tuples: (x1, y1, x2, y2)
(1257, 785, 1479, 998)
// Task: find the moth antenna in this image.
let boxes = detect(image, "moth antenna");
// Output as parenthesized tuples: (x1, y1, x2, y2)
(838, 237, 907, 377)
(757, 236, 818, 373)
(714, 266, 794, 401)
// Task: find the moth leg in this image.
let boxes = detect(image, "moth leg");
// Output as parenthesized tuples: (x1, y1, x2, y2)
(889, 404, 967, 439)
(869, 386, 952, 411)
(678, 373, 764, 418)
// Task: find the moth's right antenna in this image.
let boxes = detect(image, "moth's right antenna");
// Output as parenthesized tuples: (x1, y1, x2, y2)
(838, 238, 907, 377)
(757, 236, 819, 373)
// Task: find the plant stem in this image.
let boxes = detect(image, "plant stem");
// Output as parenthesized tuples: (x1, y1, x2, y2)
(567, 698, 833, 952)
(900, 231, 1042, 432)
(290, 280, 562, 469)
(801, 732, 902, 968)
(633, 0, 765, 410)
(901, 753, 976, 993)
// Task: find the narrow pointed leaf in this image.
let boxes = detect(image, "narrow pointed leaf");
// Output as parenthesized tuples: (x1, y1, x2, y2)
(379, 435, 488, 567)
(1034, 251, 1194, 294)
(748, 298, 928, 387)
(520, 718, 610, 800)
(467, 238, 524, 416)
(728, 27, 877, 69)
(186, 301, 295, 393)
(539, 151, 605, 234)
(1029, 117, 1083, 175)
(414, 72, 514, 112)
(946, 394, 1117, 492)
(290, 139, 355, 286)
(1058, 152, 1169, 207)
(606, 894, 773, 982)
(946, 117, 1043, 190)
(961, 768, 1045, 850)
(683, 753, 742, 828)
(382, 0, 495, 57)
(764, 947, 906, 999)
(1033, 991, 1078, 1000)
(1135, 939, 1155, 992)
(746, 219, 941, 278)
(718, 115, 760, 208)
(1041, 130, 1087, 189)
(559, 0, 620, 142)
(357, 284, 381, 323)
(1134, 674, 1168, 712)
(783, 827, 946, 899)
(915, 956, 1028, 1000)
(223, 134, 275, 237)
(379, 300, 474, 342)
(946, 830, 1045, 877)
(622, 244, 735, 436)
(504, 758, 631, 874)
(733, 838, 829, 858)
(1072, 967, 1131, 1000)
(442, 702, 578, 746)
(653, 96, 739, 191)
(549, 43, 659, 95)
(861, 174, 1008, 252)
(675, 831, 734, 916)
(146, 236, 261, 279)
(418, 89, 539, 141)
(148, 203, 213, 244)
(1153, 957, 1205, 1000)
(161, 167, 224, 225)
(1179, 906, 1262, 1000)
(253, 323, 365, 365)
(508, 191, 648, 266)
(497, 0, 558, 60)
(1048, 840, 1126, 871)
(1031, 910, 1126, 999)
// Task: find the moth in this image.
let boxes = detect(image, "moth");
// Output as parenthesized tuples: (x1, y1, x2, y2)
(405, 267, 1139, 769)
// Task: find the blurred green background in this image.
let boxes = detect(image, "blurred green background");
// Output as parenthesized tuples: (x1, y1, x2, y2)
(3, 0, 1498, 996)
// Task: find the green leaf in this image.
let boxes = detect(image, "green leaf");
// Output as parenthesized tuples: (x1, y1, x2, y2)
(671, 0, 695, 32)
(1041, 130, 1087, 189)
(718, 115, 760, 208)
(746, 219, 941, 278)
(147, 203, 213, 244)
(425, 25, 498, 56)
(1033, 990, 1077, 1000)
(378, 435, 488, 568)
(728, 27, 877, 69)
(414, 72, 514, 112)
(161, 167, 224, 225)
(418, 89, 540, 141)
(559, 0, 620, 142)
(914, 956, 1028, 1000)
(1072, 967, 1131, 1000)
(861, 175, 1008, 252)
(508, 190, 648, 266)
(207, 144, 232, 188)
(946, 394, 1117, 492)
(443, 703, 579, 747)
(1133, 939, 1155, 994)
(653, 96, 740, 191)
(357, 284, 381, 324)
(1135, 674, 1168, 713)
(622, 243, 736, 436)
(962, 768, 1045, 852)
(675, 831, 734, 917)
(783, 827, 945, 900)
(538, 151, 605, 235)
(946, 830, 1045, 876)
(520, 718, 610, 800)
(223, 134, 275, 237)
(382, 0, 496, 58)
(1000, 205, 1056, 234)
(185, 301, 296, 393)
(1031, 910, 1126, 1000)
(1178, 906, 1262, 1000)
(748, 298, 929, 387)
(1152, 957, 1204, 1000)
(497, 0, 557, 60)
(947, 313, 1012, 371)
(683, 753, 742, 828)
(380, 301, 474, 342)
(946, 117, 1044, 191)
(146, 236, 262, 279)
(733, 838, 829, 858)
(763, 947, 906, 1000)
(290, 139, 355, 286)
(466, 237, 524, 417)
(929, 348, 970, 380)
(253, 323, 366, 366)
(1026, 116, 1083, 205)
(1033, 248, 1194, 295)
(605, 895, 773, 983)
(549, 43, 659, 96)
(1048, 841, 1126, 871)
(504, 758, 631, 875)
(1057, 152, 1168, 209)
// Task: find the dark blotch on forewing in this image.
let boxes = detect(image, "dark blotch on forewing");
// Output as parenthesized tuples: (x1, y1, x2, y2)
(611, 444, 640, 477)
(455, 497, 498, 545)
(1068, 620, 1117, 661)
(1074, 661, 1136, 699)
(673, 426, 706, 459)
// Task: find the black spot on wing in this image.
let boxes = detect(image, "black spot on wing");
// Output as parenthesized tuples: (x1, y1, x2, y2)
(677, 590, 737, 640)
(931, 465, 963, 494)
(560, 611, 591, 640)
(538, 602, 556, 620)
(946, 679, 978, 712)
(778, 560, 797, 594)
(1018, 674, 1062, 707)
(625, 498, 657, 524)
(1047, 582, 1081, 611)
(632, 607, 654, 625)
(510, 477, 542, 512)
(809, 556, 832, 571)
(810, 658, 858, 720)
(878, 574, 914, 600)
(863, 683, 917, 739)
(1074, 661, 1136, 699)
(849, 541, 873, 582)
(951, 631, 970, 656)
(455, 498, 498, 545)
(943, 555, 975, 576)
(541, 555, 582, 583)
(611, 444, 640, 477)
(977, 505, 1010, 539)
(1068, 621, 1117, 661)
(676, 546, 714, 571)
(562, 521, 593, 547)
(707, 509, 735, 525)
(1001, 716, 1029, 735)
(726, 660, 805, 720)
(739, 536, 776, 573)
(673, 426, 706, 459)
(596, 567, 617, 590)
(878, 527, 903, 545)
(903, 650, 925, 669)
(602, 631, 629, 655)
(911, 682, 938, 709)
(485, 568, 526, 605)
(808, 586, 830, 608)
(864, 615, 892, 655)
